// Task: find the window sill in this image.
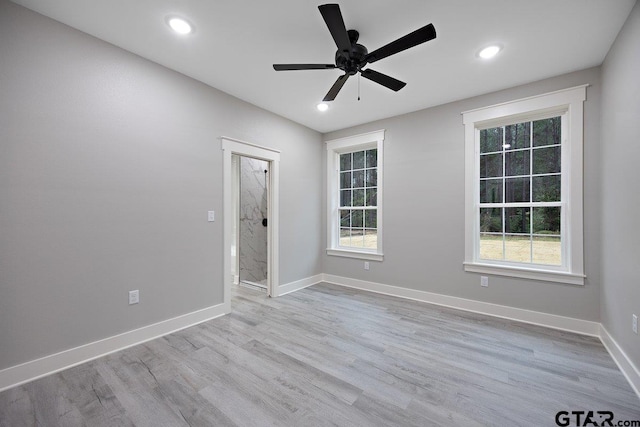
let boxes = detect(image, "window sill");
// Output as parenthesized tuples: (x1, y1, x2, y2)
(327, 249, 384, 262)
(463, 262, 585, 285)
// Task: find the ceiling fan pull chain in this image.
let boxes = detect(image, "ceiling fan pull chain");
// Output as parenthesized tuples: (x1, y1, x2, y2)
(358, 72, 361, 101)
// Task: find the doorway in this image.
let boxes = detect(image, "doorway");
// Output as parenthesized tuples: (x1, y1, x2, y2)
(234, 155, 269, 291)
(222, 137, 280, 312)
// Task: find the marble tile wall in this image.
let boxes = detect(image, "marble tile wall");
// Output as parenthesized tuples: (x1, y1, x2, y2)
(239, 156, 268, 284)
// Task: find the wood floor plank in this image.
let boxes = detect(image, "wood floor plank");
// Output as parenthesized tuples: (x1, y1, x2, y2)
(1, 282, 639, 426)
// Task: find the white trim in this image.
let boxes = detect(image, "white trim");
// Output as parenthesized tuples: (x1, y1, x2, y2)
(463, 262, 585, 285)
(321, 274, 600, 336)
(220, 136, 281, 154)
(222, 137, 280, 303)
(325, 130, 385, 258)
(326, 248, 384, 261)
(231, 154, 240, 285)
(599, 325, 640, 400)
(324, 129, 385, 150)
(275, 274, 323, 297)
(461, 84, 589, 117)
(0, 303, 226, 392)
(463, 86, 586, 283)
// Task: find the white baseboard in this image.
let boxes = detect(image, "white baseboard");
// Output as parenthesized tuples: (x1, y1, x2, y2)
(599, 325, 640, 399)
(0, 303, 227, 393)
(3, 274, 637, 403)
(321, 274, 601, 337)
(276, 274, 323, 297)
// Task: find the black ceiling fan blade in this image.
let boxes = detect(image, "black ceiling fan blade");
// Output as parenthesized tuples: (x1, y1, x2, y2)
(318, 4, 351, 52)
(273, 64, 336, 71)
(364, 23, 436, 64)
(361, 69, 406, 92)
(323, 74, 350, 101)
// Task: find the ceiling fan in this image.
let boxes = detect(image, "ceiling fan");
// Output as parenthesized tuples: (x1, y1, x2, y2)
(273, 3, 436, 102)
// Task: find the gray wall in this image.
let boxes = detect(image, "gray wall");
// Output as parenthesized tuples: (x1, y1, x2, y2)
(600, 1, 640, 365)
(323, 67, 602, 321)
(239, 157, 268, 284)
(0, 0, 322, 370)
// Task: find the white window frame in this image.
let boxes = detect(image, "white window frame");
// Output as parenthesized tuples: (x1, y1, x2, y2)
(326, 130, 384, 261)
(462, 86, 587, 285)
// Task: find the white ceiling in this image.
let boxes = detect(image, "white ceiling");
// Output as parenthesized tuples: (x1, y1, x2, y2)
(11, 0, 636, 133)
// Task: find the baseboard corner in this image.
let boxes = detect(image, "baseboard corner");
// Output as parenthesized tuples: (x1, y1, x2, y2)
(599, 325, 640, 400)
(275, 274, 323, 297)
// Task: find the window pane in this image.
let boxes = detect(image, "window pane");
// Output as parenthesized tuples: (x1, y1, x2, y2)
(533, 146, 561, 174)
(340, 171, 351, 189)
(353, 189, 365, 206)
(366, 188, 377, 206)
(533, 207, 561, 234)
(340, 190, 352, 207)
(480, 179, 503, 203)
(366, 149, 377, 168)
(340, 153, 351, 171)
(505, 234, 531, 263)
(365, 209, 377, 228)
(533, 236, 561, 265)
(365, 169, 377, 187)
(505, 150, 530, 177)
(505, 207, 530, 234)
(350, 228, 364, 248)
(480, 233, 503, 260)
(351, 210, 364, 227)
(364, 229, 377, 249)
(340, 228, 350, 246)
(533, 116, 561, 147)
(353, 151, 365, 169)
(480, 127, 503, 153)
(532, 175, 560, 202)
(504, 122, 530, 150)
(480, 208, 502, 233)
(340, 209, 351, 227)
(352, 170, 364, 188)
(480, 153, 503, 178)
(505, 177, 530, 203)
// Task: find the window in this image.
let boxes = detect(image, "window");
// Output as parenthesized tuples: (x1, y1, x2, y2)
(326, 130, 384, 261)
(463, 86, 586, 285)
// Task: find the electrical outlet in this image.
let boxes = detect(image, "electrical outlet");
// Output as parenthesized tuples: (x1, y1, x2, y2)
(481, 276, 489, 287)
(208, 211, 215, 222)
(364, 261, 370, 271)
(129, 290, 139, 305)
(633, 314, 637, 334)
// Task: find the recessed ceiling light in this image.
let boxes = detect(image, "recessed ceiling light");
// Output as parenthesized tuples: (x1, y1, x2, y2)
(317, 103, 329, 112)
(168, 17, 192, 35)
(478, 45, 501, 59)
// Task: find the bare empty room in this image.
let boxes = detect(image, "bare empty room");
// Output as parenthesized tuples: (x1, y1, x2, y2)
(1, 0, 639, 425)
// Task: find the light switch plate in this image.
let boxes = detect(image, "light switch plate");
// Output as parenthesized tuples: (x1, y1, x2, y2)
(208, 211, 215, 222)
(129, 290, 139, 305)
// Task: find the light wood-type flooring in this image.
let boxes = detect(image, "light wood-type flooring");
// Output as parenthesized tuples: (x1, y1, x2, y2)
(1, 283, 639, 426)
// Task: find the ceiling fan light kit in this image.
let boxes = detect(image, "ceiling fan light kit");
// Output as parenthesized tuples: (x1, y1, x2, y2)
(273, 3, 436, 102)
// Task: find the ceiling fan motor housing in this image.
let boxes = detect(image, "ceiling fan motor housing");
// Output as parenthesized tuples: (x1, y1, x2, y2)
(336, 42, 368, 75)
